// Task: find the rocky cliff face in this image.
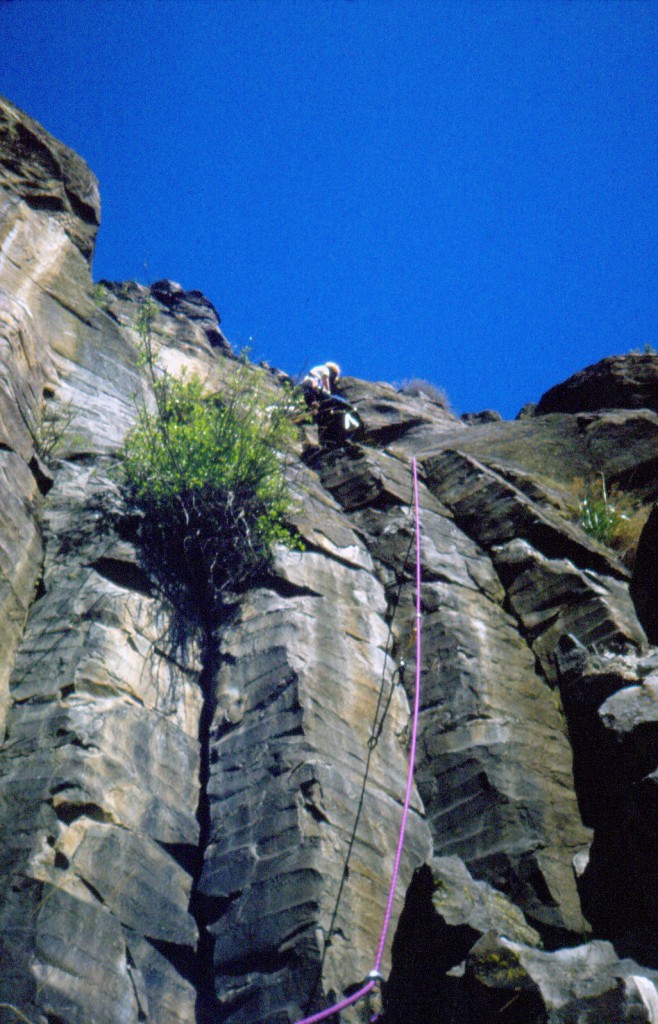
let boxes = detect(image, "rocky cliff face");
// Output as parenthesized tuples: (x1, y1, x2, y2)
(1, 96, 658, 1024)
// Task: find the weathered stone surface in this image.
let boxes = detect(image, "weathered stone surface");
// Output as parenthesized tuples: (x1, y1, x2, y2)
(535, 352, 658, 416)
(575, 410, 658, 490)
(430, 856, 541, 946)
(461, 409, 502, 424)
(422, 444, 649, 687)
(415, 581, 590, 941)
(0, 97, 128, 756)
(494, 538, 646, 682)
(0, 95, 100, 260)
(600, 673, 658, 736)
(126, 931, 198, 1024)
(423, 448, 629, 578)
(288, 461, 375, 570)
(148, 277, 231, 351)
(416, 407, 658, 506)
(0, 461, 203, 1022)
(305, 442, 418, 512)
(0, 103, 215, 1018)
(462, 934, 658, 1024)
(556, 642, 658, 967)
(33, 888, 138, 1024)
(0, 451, 42, 739)
(200, 537, 432, 1023)
(68, 822, 197, 944)
(2, 98, 658, 1024)
(338, 376, 462, 449)
(380, 858, 540, 1023)
(310, 444, 591, 946)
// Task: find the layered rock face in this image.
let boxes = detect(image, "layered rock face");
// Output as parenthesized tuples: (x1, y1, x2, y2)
(1, 96, 658, 1024)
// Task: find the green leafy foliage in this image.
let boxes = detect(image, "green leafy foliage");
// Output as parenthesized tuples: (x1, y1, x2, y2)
(579, 495, 619, 546)
(576, 476, 629, 547)
(92, 281, 109, 306)
(561, 474, 650, 566)
(118, 300, 304, 626)
(122, 370, 300, 543)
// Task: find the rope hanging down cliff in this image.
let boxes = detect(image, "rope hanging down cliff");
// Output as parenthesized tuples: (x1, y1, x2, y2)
(293, 456, 423, 1024)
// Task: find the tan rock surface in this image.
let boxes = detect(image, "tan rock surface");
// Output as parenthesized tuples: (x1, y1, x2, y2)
(1, 97, 657, 1024)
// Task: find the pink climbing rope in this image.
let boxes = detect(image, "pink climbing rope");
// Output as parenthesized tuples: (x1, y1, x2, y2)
(293, 457, 422, 1024)
(293, 978, 377, 1024)
(373, 455, 422, 974)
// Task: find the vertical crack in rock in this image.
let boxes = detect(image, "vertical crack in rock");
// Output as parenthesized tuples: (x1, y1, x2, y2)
(3, 96, 658, 1023)
(191, 517, 432, 1022)
(191, 627, 230, 1023)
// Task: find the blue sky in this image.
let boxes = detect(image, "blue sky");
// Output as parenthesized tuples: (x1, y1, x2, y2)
(1, 0, 656, 418)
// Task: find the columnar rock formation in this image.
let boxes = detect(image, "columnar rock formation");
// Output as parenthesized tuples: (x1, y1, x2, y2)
(1, 96, 658, 1023)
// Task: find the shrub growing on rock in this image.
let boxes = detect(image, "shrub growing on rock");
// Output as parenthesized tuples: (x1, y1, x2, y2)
(119, 300, 303, 627)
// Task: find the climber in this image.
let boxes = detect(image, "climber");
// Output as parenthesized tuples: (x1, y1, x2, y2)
(301, 361, 342, 403)
(300, 362, 362, 445)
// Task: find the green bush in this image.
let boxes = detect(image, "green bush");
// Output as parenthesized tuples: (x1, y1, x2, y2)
(118, 300, 303, 626)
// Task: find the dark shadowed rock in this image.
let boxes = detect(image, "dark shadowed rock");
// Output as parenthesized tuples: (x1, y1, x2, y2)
(149, 278, 231, 351)
(380, 858, 540, 1024)
(535, 353, 658, 416)
(631, 505, 658, 643)
(461, 409, 502, 424)
(382, 860, 658, 1024)
(429, 856, 541, 947)
(556, 642, 658, 967)
(462, 934, 658, 1023)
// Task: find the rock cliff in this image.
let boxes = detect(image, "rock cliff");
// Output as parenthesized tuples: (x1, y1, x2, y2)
(1, 96, 658, 1024)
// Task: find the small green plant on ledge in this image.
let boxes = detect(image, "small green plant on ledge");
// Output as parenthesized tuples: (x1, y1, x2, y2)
(564, 474, 650, 567)
(92, 281, 109, 306)
(572, 475, 634, 547)
(118, 299, 304, 629)
(576, 474, 626, 547)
